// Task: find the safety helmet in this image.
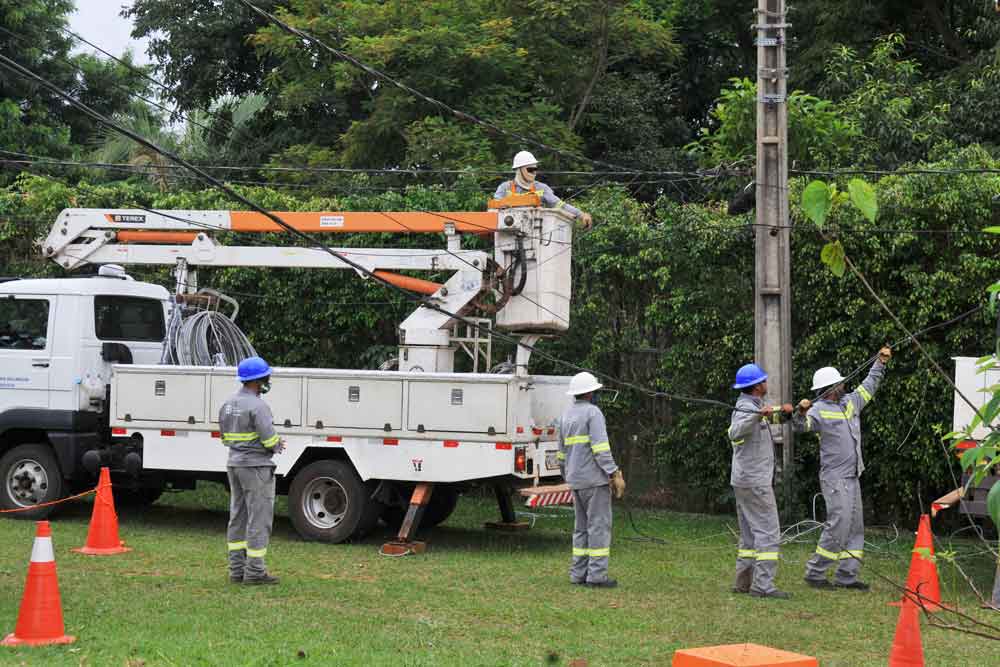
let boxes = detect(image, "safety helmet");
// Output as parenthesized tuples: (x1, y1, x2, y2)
(512, 150, 539, 170)
(811, 366, 846, 392)
(237, 356, 272, 383)
(732, 363, 768, 389)
(566, 371, 603, 396)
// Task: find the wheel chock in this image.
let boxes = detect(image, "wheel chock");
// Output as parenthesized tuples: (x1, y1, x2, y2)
(484, 520, 530, 531)
(380, 540, 427, 556)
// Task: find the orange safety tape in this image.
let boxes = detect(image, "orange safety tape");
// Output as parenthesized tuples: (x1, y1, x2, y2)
(0, 482, 103, 513)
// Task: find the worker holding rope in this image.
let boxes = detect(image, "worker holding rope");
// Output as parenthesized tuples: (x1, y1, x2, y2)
(559, 371, 625, 588)
(728, 363, 794, 599)
(495, 151, 593, 229)
(793, 346, 891, 591)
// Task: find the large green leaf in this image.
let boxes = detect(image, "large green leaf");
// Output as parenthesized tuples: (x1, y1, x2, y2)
(988, 481, 1000, 529)
(848, 178, 878, 222)
(820, 240, 846, 277)
(802, 181, 832, 227)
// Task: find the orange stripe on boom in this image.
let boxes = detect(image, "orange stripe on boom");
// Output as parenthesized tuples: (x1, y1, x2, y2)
(372, 271, 442, 295)
(228, 211, 498, 233)
(117, 231, 199, 244)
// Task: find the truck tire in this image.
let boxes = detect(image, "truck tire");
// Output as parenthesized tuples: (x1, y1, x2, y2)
(381, 485, 459, 531)
(352, 481, 384, 539)
(114, 484, 165, 508)
(0, 444, 65, 520)
(288, 460, 370, 543)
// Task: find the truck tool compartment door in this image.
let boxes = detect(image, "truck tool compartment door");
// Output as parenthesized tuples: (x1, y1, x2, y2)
(0, 297, 53, 409)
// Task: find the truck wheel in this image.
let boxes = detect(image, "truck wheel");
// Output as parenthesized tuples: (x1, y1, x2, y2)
(0, 444, 65, 520)
(114, 484, 165, 508)
(288, 460, 369, 543)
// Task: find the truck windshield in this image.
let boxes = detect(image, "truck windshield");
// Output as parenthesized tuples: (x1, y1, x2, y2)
(95, 296, 164, 342)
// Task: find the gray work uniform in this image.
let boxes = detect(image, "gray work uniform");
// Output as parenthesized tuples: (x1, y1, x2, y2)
(793, 360, 885, 584)
(220, 386, 281, 579)
(494, 180, 583, 219)
(558, 399, 618, 584)
(728, 393, 785, 594)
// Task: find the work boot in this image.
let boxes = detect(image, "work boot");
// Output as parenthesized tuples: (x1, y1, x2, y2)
(570, 579, 587, 586)
(834, 580, 870, 591)
(750, 589, 791, 599)
(585, 579, 618, 589)
(244, 573, 280, 585)
(731, 586, 750, 594)
(229, 574, 244, 584)
(804, 577, 834, 590)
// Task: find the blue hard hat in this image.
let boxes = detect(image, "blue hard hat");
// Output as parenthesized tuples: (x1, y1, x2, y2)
(237, 356, 271, 383)
(733, 363, 767, 389)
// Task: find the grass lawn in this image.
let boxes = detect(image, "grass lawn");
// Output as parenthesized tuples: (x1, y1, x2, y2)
(0, 484, 997, 666)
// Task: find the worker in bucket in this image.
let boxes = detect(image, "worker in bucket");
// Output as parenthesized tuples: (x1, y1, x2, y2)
(220, 356, 286, 585)
(495, 150, 593, 228)
(793, 346, 891, 591)
(558, 371, 625, 588)
(728, 363, 794, 599)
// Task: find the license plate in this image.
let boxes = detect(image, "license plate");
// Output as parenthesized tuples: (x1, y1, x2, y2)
(545, 451, 560, 470)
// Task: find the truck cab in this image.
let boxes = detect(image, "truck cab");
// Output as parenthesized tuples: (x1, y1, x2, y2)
(0, 268, 169, 514)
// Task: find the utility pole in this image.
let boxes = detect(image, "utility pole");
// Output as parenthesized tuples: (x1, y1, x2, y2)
(754, 0, 793, 515)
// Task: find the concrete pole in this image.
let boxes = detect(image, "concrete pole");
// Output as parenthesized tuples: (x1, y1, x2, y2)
(754, 0, 793, 515)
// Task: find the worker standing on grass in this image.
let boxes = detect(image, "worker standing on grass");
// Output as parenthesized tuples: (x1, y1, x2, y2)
(559, 371, 625, 588)
(728, 363, 794, 599)
(221, 356, 285, 585)
(792, 346, 891, 591)
(495, 151, 593, 229)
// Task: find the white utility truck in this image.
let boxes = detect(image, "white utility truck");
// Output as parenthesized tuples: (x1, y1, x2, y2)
(952, 356, 999, 531)
(1, 196, 574, 545)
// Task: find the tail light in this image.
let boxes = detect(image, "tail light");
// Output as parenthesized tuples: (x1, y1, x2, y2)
(514, 446, 527, 473)
(955, 440, 977, 462)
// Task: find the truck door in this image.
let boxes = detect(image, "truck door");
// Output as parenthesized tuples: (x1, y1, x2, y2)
(0, 296, 54, 408)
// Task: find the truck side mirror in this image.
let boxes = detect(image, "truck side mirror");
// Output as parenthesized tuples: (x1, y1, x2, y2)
(101, 342, 134, 364)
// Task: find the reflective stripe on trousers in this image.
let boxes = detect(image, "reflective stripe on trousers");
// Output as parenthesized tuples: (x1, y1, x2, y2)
(570, 485, 612, 584)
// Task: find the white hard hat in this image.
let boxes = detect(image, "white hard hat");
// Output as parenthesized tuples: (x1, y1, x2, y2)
(811, 366, 847, 392)
(567, 371, 603, 396)
(512, 150, 539, 170)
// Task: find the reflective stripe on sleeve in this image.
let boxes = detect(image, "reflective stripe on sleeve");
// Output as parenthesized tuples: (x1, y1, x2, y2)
(246, 547, 267, 558)
(591, 441, 611, 453)
(730, 438, 745, 447)
(564, 435, 591, 445)
(227, 541, 248, 551)
(261, 434, 280, 449)
(805, 416, 813, 431)
(737, 549, 756, 559)
(815, 546, 839, 560)
(222, 432, 257, 442)
(857, 386, 872, 403)
(588, 547, 610, 558)
(755, 551, 780, 561)
(556, 452, 566, 460)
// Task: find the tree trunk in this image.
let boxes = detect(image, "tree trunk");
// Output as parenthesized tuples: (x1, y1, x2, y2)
(921, 0, 969, 60)
(569, 4, 610, 130)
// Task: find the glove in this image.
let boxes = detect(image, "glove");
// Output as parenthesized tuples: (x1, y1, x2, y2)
(577, 212, 593, 230)
(272, 439, 287, 454)
(797, 399, 812, 415)
(610, 470, 626, 500)
(879, 346, 892, 363)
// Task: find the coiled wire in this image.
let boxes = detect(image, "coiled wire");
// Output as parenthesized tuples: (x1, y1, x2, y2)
(160, 301, 256, 366)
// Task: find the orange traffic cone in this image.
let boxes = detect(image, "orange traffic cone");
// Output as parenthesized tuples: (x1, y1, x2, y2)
(72, 467, 130, 555)
(2, 521, 75, 646)
(890, 514, 946, 611)
(888, 594, 924, 666)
